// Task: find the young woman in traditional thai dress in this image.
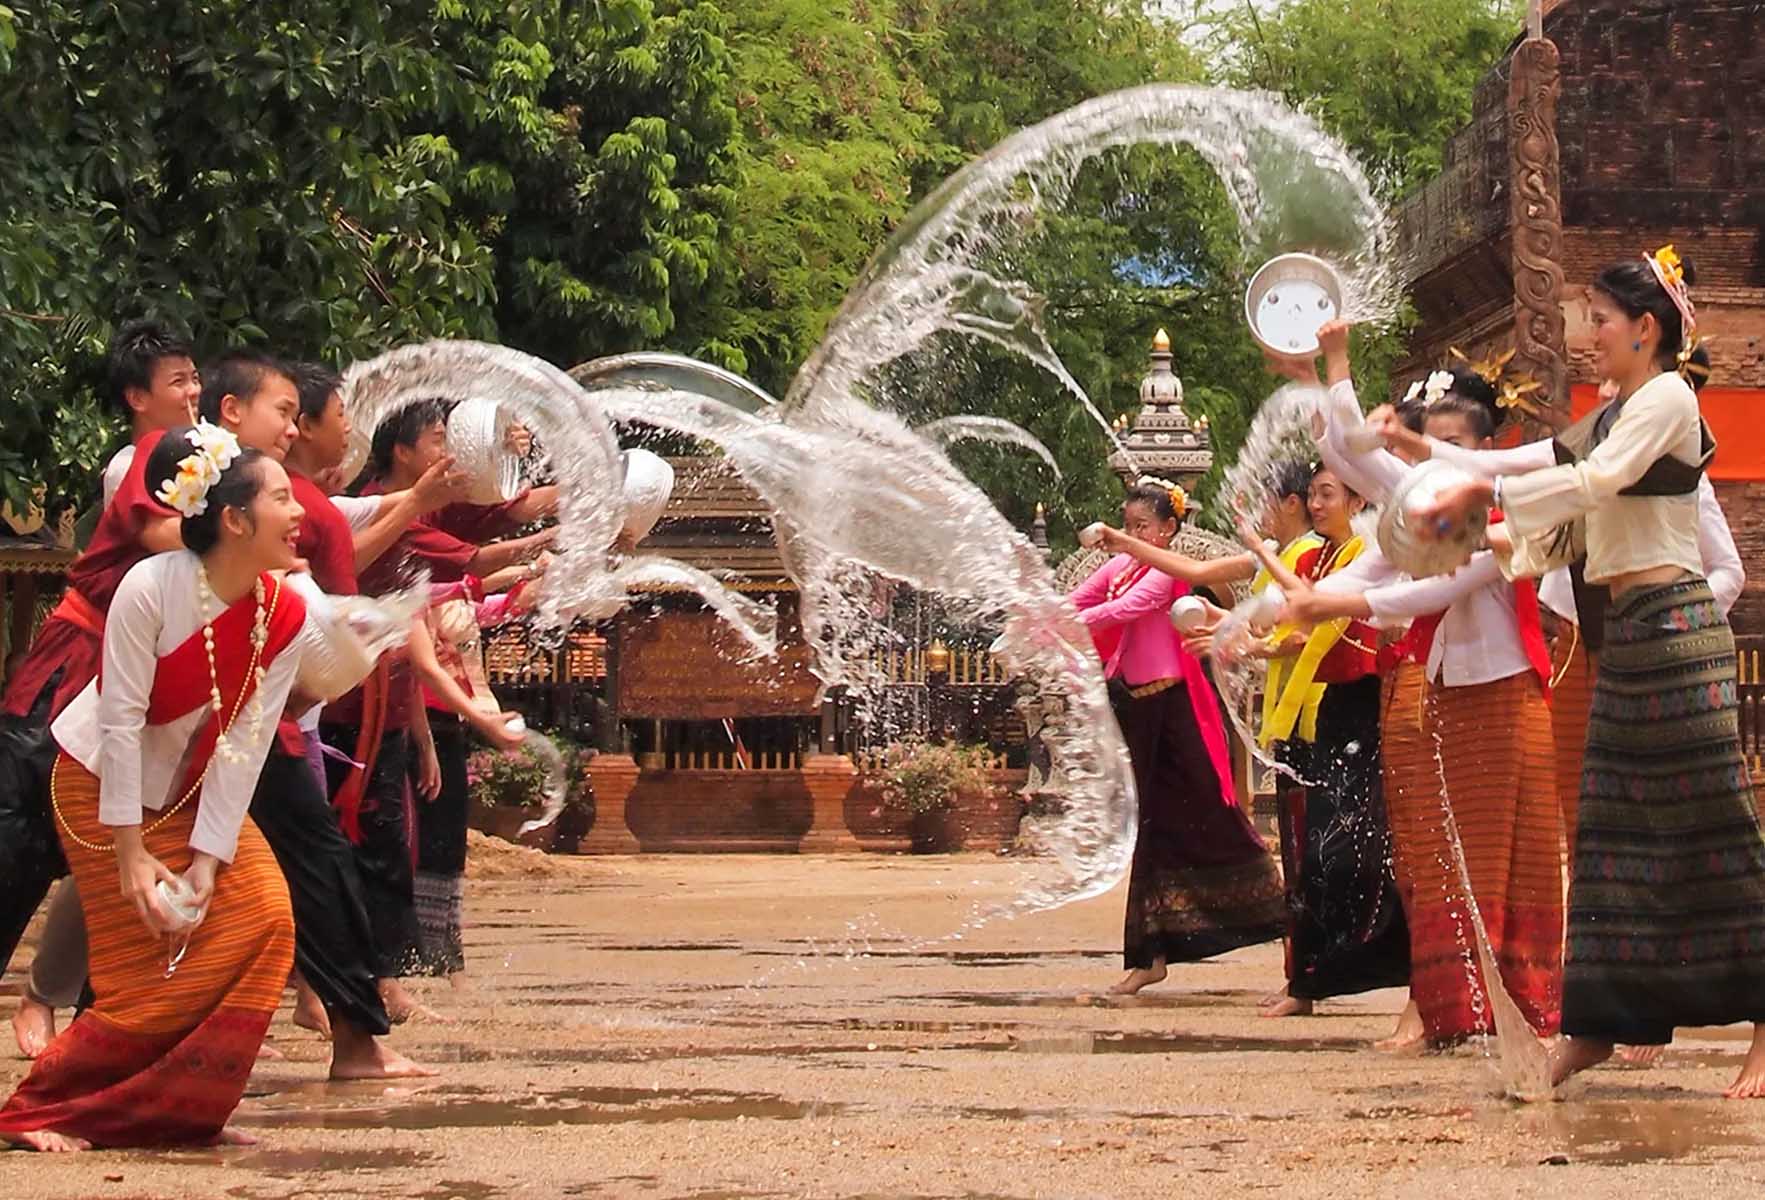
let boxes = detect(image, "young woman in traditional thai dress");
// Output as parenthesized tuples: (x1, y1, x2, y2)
(1374, 344, 1744, 867)
(1284, 347, 1566, 1049)
(1249, 466, 1410, 1018)
(1420, 249, 1765, 1096)
(1070, 482, 1286, 996)
(0, 427, 383, 1149)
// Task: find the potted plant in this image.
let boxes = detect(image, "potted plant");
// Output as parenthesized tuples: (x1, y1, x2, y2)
(468, 739, 563, 849)
(876, 739, 996, 853)
(552, 741, 596, 854)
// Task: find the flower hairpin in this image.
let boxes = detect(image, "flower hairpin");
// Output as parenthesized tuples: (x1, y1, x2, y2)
(1677, 332, 1713, 386)
(1137, 474, 1188, 519)
(155, 423, 241, 518)
(1645, 243, 1698, 340)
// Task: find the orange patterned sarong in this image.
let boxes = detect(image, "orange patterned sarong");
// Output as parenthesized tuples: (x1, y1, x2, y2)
(1407, 673, 1565, 1041)
(0, 755, 294, 1146)
(1548, 627, 1595, 865)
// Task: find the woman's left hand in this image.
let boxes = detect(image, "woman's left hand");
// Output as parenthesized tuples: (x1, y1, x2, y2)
(184, 853, 219, 920)
(417, 742, 442, 802)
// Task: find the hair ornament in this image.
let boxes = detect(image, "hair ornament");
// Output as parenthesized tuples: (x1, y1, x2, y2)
(1677, 331, 1712, 386)
(155, 422, 241, 518)
(1644, 243, 1698, 338)
(1137, 474, 1188, 520)
(1445, 345, 1545, 418)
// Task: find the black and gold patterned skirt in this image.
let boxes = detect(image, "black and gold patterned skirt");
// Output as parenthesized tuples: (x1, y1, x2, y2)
(1566, 577, 1765, 1044)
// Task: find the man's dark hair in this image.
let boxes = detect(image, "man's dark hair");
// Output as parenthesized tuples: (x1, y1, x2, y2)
(197, 350, 294, 423)
(369, 399, 449, 475)
(291, 362, 344, 423)
(105, 319, 194, 413)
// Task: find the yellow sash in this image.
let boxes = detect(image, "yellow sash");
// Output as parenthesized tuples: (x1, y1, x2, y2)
(1260, 535, 1365, 746)
(1256, 532, 1326, 743)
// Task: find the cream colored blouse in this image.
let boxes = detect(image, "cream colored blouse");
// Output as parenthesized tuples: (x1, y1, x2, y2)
(1499, 371, 1705, 586)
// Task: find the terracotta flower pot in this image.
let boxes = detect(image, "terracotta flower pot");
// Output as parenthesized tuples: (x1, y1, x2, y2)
(909, 807, 967, 854)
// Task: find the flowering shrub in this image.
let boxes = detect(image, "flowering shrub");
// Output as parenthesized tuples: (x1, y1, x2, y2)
(468, 741, 555, 810)
(876, 740, 996, 816)
(468, 733, 593, 811)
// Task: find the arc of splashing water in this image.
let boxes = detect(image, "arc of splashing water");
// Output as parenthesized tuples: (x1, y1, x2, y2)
(788, 84, 1396, 446)
(586, 381, 1137, 908)
(339, 340, 777, 658)
(914, 415, 1063, 478)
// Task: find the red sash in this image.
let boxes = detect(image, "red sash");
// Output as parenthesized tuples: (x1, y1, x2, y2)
(139, 574, 306, 798)
(330, 661, 390, 844)
(1373, 512, 1552, 697)
(1090, 560, 1151, 675)
(47, 588, 106, 640)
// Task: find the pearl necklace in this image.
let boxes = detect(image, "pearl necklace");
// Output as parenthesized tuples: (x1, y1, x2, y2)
(196, 563, 270, 764)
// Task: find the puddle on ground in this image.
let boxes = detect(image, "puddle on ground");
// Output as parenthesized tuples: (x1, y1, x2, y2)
(1532, 1100, 1759, 1166)
(1352, 1097, 1761, 1166)
(1004, 1031, 1363, 1056)
(412, 1181, 505, 1200)
(754, 948, 1113, 966)
(927, 989, 1254, 1010)
(579, 942, 742, 953)
(237, 1086, 853, 1132)
(149, 1146, 438, 1174)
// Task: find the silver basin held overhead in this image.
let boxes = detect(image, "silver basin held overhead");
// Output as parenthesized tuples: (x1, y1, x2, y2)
(1244, 252, 1344, 358)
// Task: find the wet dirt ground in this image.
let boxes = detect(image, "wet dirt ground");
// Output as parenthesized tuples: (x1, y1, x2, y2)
(3, 852, 1765, 1198)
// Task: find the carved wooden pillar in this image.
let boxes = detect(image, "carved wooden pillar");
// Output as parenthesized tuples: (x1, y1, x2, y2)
(1508, 24, 1570, 429)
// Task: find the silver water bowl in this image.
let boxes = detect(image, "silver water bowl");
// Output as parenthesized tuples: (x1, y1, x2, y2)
(619, 446, 676, 543)
(447, 397, 524, 505)
(1377, 460, 1488, 579)
(570, 352, 779, 414)
(1244, 253, 1344, 358)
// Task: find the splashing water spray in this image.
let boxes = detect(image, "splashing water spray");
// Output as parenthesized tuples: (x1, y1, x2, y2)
(342, 84, 1548, 1098)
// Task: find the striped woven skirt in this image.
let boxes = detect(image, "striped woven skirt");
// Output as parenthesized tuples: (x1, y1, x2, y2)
(1408, 672, 1563, 1041)
(1379, 659, 1430, 920)
(0, 754, 295, 1146)
(1548, 625, 1596, 865)
(1565, 578, 1765, 1045)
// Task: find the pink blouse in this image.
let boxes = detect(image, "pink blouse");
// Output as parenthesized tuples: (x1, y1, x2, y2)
(1069, 553, 1239, 810)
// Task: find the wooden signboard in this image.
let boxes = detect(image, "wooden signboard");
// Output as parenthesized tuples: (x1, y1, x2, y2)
(615, 609, 822, 719)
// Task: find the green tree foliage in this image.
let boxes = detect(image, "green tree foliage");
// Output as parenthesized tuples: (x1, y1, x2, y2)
(1215, 0, 1522, 201)
(0, 0, 742, 512)
(702, 1, 944, 396)
(0, 0, 1519, 541)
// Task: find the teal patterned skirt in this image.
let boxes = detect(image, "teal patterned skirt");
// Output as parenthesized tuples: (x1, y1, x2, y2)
(1565, 577, 1765, 1044)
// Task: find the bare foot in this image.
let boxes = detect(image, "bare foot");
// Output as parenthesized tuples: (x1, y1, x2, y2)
(1724, 1025, 1765, 1099)
(11, 996, 56, 1060)
(292, 978, 332, 1038)
(1261, 995, 1314, 1019)
(1258, 988, 1288, 1008)
(1549, 1035, 1614, 1086)
(256, 1041, 285, 1061)
(4, 1130, 90, 1152)
(1617, 1042, 1666, 1067)
(1374, 999, 1426, 1053)
(1107, 962, 1167, 996)
(329, 1042, 439, 1081)
(378, 979, 449, 1025)
(206, 1126, 260, 1147)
